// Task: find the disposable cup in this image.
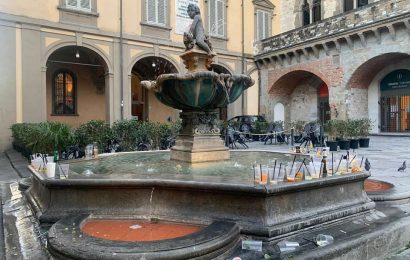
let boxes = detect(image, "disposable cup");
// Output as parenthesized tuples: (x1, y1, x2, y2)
(46, 162, 56, 178)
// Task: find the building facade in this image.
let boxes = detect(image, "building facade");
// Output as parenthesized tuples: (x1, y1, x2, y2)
(255, 0, 410, 133)
(0, 0, 279, 151)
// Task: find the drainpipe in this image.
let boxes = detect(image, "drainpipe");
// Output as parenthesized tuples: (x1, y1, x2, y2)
(120, 0, 124, 119)
(241, 0, 245, 115)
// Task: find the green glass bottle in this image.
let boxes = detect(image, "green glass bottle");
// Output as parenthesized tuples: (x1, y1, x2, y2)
(53, 149, 59, 162)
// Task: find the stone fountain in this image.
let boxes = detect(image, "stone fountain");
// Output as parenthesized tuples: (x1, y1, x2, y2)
(141, 8, 253, 163)
(24, 4, 374, 259)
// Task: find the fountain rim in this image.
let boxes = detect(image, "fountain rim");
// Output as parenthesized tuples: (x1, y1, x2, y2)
(29, 163, 370, 196)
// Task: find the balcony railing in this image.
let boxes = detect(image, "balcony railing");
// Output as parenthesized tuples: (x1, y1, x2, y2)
(256, 0, 410, 55)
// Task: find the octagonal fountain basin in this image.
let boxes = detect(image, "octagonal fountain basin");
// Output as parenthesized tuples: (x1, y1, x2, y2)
(47, 214, 239, 260)
(26, 150, 375, 240)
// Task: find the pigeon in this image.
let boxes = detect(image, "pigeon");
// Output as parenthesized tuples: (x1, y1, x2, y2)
(364, 158, 371, 172)
(398, 161, 406, 172)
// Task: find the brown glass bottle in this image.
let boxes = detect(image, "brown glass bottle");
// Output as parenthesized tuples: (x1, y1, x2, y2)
(321, 156, 328, 178)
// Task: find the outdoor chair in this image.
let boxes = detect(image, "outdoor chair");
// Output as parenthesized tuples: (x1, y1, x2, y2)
(299, 122, 321, 148)
(262, 123, 286, 145)
(227, 126, 248, 149)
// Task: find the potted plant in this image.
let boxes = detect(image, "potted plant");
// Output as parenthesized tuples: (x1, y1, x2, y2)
(336, 120, 350, 150)
(325, 120, 338, 151)
(347, 119, 360, 150)
(358, 118, 373, 148)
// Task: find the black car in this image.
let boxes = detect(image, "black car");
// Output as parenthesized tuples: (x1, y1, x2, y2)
(227, 115, 267, 133)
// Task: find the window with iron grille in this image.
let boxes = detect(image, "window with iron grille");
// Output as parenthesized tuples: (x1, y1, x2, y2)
(256, 10, 271, 41)
(146, 0, 167, 26)
(65, 0, 91, 12)
(53, 71, 76, 115)
(302, 0, 310, 26)
(208, 0, 226, 38)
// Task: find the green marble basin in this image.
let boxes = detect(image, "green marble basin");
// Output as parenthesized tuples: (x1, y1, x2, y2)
(143, 71, 254, 111)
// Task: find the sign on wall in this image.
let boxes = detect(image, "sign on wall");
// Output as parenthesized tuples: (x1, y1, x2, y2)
(175, 0, 199, 35)
(381, 69, 410, 92)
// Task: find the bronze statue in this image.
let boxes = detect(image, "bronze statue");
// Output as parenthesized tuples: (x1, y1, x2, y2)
(184, 4, 213, 55)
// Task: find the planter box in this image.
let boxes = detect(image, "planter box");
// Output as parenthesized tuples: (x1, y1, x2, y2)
(326, 141, 338, 151)
(350, 139, 359, 149)
(359, 138, 370, 148)
(339, 140, 350, 150)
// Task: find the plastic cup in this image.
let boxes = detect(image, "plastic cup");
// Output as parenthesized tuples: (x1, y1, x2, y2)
(46, 162, 56, 178)
(261, 165, 268, 184)
(315, 234, 334, 247)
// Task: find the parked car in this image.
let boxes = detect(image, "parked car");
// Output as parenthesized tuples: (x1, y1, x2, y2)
(227, 115, 267, 133)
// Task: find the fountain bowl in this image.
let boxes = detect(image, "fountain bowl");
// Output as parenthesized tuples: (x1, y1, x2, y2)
(142, 71, 254, 111)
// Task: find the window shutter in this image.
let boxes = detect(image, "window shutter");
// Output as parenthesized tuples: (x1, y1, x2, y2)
(209, 0, 216, 35)
(66, 0, 78, 8)
(216, 0, 224, 36)
(264, 11, 270, 38)
(257, 10, 263, 40)
(147, 0, 156, 23)
(157, 0, 166, 25)
(80, 0, 91, 10)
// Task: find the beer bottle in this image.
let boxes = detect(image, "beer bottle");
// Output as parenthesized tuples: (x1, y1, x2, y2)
(321, 156, 328, 178)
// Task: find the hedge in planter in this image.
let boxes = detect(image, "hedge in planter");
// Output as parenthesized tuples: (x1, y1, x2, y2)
(74, 120, 113, 153)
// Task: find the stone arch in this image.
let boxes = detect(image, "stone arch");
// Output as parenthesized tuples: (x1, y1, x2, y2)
(45, 43, 112, 125)
(43, 41, 113, 73)
(269, 69, 330, 96)
(211, 62, 234, 75)
(128, 52, 183, 76)
(247, 66, 258, 76)
(346, 52, 410, 90)
(129, 54, 181, 122)
(268, 69, 329, 124)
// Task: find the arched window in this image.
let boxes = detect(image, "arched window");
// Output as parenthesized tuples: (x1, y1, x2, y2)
(302, 0, 310, 26)
(357, 0, 368, 8)
(312, 0, 321, 22)
(344, 0, 354, 11)
(53, 70, 76, 115)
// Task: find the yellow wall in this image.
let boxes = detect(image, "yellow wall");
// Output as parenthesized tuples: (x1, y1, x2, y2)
(0, 0, 59, 22)
(0, 0, 277, 56)
(245, 70, 259, 115)
(97, 1, 119, 32)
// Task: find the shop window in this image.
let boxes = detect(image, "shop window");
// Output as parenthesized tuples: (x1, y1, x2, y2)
(53, 71, 76, 115)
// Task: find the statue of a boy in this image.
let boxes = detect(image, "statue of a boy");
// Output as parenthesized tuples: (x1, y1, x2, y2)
(184, 4, 213, 55)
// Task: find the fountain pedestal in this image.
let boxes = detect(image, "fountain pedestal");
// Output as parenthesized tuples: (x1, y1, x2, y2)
(171, 111, 229, 163)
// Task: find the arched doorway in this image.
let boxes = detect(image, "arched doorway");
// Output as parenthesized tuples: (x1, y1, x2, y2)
(131, 56, 178, 122)
(46, 46, 108, 127)
(209, 64, 231, 120)
(269, 70, 330, 125)
(380, 69, 410, 132)
(346, 52, 410, 133)
(318, 83, 330, 124)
